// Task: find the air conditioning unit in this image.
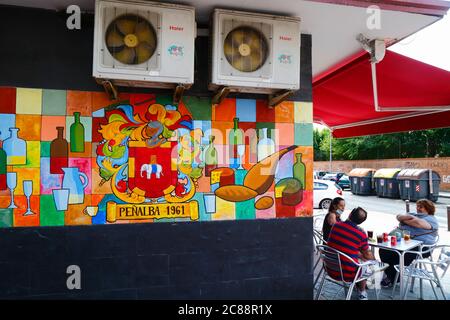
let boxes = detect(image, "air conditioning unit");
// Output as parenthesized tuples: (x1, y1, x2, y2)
(93, 0, 196, 89)
(210, 9, 301, 94)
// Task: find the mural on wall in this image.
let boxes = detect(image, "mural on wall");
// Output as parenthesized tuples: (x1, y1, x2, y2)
(0, 87, 313, 227)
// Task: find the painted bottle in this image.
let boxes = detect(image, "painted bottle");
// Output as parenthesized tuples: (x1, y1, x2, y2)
(228, 118, 243, 169)
(204, 135, 218, 176)
(293, 153, 306, 189)
(3, 128, 27, 165)
(257, 128, 275, 162)
(70, 112, 85, 152)
(50, 127, 69, 174)
(0, 139, 7, 190)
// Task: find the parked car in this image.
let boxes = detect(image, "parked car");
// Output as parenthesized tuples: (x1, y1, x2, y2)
(336, 174, 351, 190)
(313, 179, 343, 209)
(314, 171, 329, 179)
(321, 172, 345, 181)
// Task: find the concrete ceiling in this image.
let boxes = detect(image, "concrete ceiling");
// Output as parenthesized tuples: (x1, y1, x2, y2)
(0, 0, 445, 77)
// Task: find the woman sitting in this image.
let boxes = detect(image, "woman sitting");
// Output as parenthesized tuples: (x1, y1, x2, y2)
(322, 197, 345, 242)
(379, 199, 439, 287)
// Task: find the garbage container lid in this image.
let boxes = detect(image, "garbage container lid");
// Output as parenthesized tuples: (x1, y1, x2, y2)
(348, 168, 376, 177)
(397, 169, 439, 180)
(373, 168, 402, 179)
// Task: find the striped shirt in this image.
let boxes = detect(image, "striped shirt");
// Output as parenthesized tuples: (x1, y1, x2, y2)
(326, 220, 369, 282)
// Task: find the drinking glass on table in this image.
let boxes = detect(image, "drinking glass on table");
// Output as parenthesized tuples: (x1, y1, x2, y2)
(367, 230, 374, 239)
(403, 230, 411, 242)
(377, 234, 383, 244)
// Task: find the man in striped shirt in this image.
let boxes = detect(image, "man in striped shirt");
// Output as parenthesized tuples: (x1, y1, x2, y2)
(326, 207, 374, 300)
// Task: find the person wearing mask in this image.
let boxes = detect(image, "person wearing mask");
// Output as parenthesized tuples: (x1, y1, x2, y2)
(327, 207, 375, 300)
(322, 197, 345, 241)
(379, 199, 439, 287)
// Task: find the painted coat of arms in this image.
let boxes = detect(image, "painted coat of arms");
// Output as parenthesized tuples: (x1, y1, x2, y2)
(96, 101, 203, 222)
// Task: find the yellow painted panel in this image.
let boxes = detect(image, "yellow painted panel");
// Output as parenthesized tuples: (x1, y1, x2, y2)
(211, 197, 235, 221)
(294, 101, 313, 124)
(16, 88, 43, 115)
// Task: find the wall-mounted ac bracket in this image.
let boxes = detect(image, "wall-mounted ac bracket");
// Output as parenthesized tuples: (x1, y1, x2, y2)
(101, 80, 118, 101)
(173, 84, 187, 105)
(268, 90, 295, 108)
(212, 86, 231, 105)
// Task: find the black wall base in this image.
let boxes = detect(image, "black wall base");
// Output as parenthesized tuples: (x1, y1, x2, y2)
(0, 218, 313, 299)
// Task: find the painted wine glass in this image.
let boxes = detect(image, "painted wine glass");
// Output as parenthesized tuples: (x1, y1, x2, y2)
(237, 145, 246, 170)
(7, 172, 17, 209)
(23, 180, 35, 216)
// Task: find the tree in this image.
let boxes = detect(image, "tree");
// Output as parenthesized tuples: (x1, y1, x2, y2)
(315, 127, 450, 160)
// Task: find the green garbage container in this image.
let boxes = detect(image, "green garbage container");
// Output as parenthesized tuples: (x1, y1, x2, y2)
(373, 168, 402, 199)
(348, 168, 376, 196)
(397, 169, 440, 202)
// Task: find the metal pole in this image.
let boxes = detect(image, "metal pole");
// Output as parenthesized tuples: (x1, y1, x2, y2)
(429, 169, 434, 195)
(405, 200, 410, 214)
(329, 130, 332, 172)
(447, 206, 450, 232)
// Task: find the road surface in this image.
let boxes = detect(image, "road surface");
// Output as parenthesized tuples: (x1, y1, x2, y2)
(339, 190, 450, 227)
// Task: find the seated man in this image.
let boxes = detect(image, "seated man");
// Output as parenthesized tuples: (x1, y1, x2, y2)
(327, 207, 375, 300)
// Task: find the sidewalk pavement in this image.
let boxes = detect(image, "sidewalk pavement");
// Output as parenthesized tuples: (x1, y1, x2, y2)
(441, 192, 450, 199)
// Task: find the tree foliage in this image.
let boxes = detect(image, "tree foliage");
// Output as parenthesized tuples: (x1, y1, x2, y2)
(313, 127, 450, 161)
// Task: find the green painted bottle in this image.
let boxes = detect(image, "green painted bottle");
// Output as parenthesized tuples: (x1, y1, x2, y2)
(205, 135, 218, 177)
(229, 118, 243, 169)
(293, 153, 306, 189)
(70, 112, 85, 152)
(0, 139, 7, 190)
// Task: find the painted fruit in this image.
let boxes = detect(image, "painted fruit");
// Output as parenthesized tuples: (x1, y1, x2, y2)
(275, 178, 303, 206)
(254, 196, 274, 210)
(214, 185, 258, 202)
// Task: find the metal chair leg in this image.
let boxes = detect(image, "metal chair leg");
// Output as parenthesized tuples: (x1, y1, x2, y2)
(410, 277, 416, 293)
(433, 267, 447, 300)
(375, 285, 380, 300)
(313, 257, 321, 272)
(428, 264, 445, 300)
(419, 263, 424, 299)
(429, 280, 439, 300)
(346, 282, 356, 300)
(403, 274, 412, 300)
(314, 266, 324, 288)
(315, 271, 326, 300)
(391, 271, 399, 299)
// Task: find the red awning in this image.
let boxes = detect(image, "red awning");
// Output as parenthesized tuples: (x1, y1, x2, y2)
(313, 50, 450, 138)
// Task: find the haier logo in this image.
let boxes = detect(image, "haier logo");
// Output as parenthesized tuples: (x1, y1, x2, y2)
(170, 25, 184, 31)
(279, 36, 292, 41)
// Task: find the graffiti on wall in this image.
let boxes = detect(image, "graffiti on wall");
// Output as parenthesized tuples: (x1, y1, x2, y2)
(0, 87, 313, 227)
(315, 157, 450, 191)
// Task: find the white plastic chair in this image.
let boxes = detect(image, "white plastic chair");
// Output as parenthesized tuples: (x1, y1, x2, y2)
(315, 245, 388, 300)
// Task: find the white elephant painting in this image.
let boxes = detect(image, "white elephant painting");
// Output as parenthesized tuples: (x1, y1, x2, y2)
(140, 163, 164, 179)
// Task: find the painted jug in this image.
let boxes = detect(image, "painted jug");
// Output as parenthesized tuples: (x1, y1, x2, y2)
(62, 167, 89, 204)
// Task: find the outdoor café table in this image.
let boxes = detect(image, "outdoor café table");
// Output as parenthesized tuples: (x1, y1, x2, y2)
(369, 238, 423, 299)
